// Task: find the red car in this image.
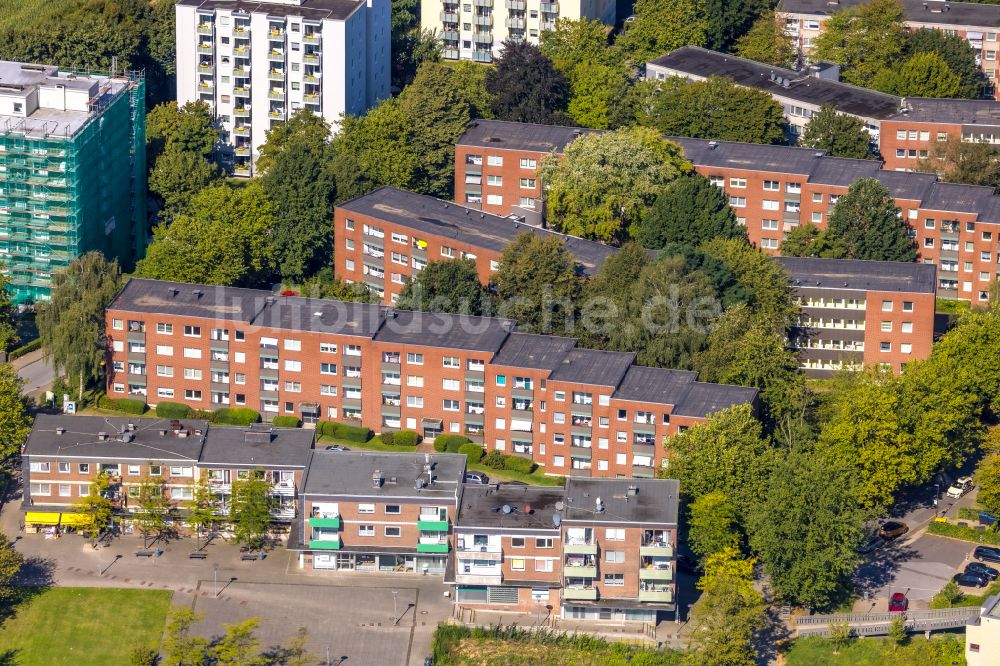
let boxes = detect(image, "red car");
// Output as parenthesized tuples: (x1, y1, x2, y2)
(889, 592, 908, 612)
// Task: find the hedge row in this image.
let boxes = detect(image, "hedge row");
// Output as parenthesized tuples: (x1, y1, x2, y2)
(480, 449, 537, 474)
(379, 430, 420, 447)
(458, 442, 484, 463)
(927, 520, 1000, 546)
(211, 407, 261, 426)
(155, 401, 191, 419)
(271, 415, 301, 428)
(433, 434, 470, 453)
(8, 337, 41, 361)
(97, 395, 147, 415)
(319, 420, 373, 443)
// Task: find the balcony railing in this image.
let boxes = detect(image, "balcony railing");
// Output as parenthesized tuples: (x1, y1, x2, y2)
(304, 34, 321, 44)
(197, 44, 213, 55)
(639, 542, 672, 557)
(197, 24, 213, 35)
(458, 541, 502, 554)
(309, 534, 341, 550)
(309, 514, 341, 529)
(639, 567, 673, 581)
(418, 517, 449, 531)
(564, 541, 597, 555)
(563, 564, 597, 578)
(563, 587, 597, 601)
(638, 588, 673, 603)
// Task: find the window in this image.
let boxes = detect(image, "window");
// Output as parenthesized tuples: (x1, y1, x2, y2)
(284, 381, 302, 393)
(156, 322, 172, 334)
(708, 175, 724, 187)
(183, 348, 202, 359)
(761, 238, 778, 249)
(184, 368, 202, 380)
(384, 526, 401, 537)
(511, 558, 525, 571)
(358, 525, 375, 537)
(406, 395, 424, 408)
(158, 387, 175, 398)
(901, 322, 913, 333)
(605, 528, 625, 540)
(812, 192, 823, 203)
(284, 359, 301, 372)
(320, 385, 337, 396)
(901, 343, 912, 354)
(487, 155, 503, 166)
(184, 325, 201, 337)
(320, 342, 337, 354)
(128, 465, 141, 476)
(729, 177, 746, 188)
(511, 537, 525, 548)
(407, 375, 424, 387)
(519, 177, 536, 188)
(157, 365, 173, 377)
(486, 194, 502, 206)
(762, 199, 780, 211)
(185, 389, 202, 400)
(112, 318, 124, 330)
(58, 462, 70, 473)
(763, 180, 779, 191)
(442, 378, 460, 391)
(535, 538, 553, 549)
(391, 232, 408, 244)
(554, 391, 565, 401)
(604, 573, 625, 586)
(729, 196, 746, 208)
(29, 483, 50, 495)
(79, 463, 90, 474)
(487, 175, 502, 186)
(880, 342, 892, 352)
(534, 559, 554, 572)
(520, 158, 536, 169)
(881, 300, 893, 312)
(881, 321, 892, 332)
(29, 462, 50, 473)
(443, 399, 459, 411)
(359, 503, 375, 514)
(605, 550, 625, 563)
(59, 484, 71, 497)
(406, 352, 424, 365)
(902, 301, 913, 312)
(762, 219, 779, 231)
(156, 345, 174, 356)
(320, 363, 337, 375)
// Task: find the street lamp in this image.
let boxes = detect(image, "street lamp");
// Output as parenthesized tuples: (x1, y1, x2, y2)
(214, 563, 219, 598)
(392, 590, 398, 622)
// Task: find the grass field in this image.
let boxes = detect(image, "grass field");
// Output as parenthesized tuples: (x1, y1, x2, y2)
(784, 634, 966, 666)
(0, 588, 172, 666)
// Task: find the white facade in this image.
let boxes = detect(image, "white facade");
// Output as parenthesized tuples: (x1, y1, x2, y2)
(176, 0, 390, 176)
(420, 0, 615, 63)
(967, 594, 1000, 666)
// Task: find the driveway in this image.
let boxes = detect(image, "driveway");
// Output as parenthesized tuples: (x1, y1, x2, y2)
(13, 348, 54, 396)
(855, 534, 977, 609)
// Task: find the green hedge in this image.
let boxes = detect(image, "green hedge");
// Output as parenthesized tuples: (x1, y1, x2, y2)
(481, 450, 506, 469)
(271, 415, 301, 428)
(211, 407, 260, 426)
(433, 434, 470, 453)
(97, 395, 147, 415)
(503, 455, 536, 474)
(458, 442, 484, 463)
(155, 402, 191, 419)
(320, 420, 373, 443)
(393, 430, 420, 447)
(927, 520, 1000, 546)
(8, 337, 41, 360)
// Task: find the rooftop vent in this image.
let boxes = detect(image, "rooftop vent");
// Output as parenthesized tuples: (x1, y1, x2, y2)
(626, 485, 639, 497)
(167, 287, 179, 297)
(388, 476, 397, 485)
(415, 477, 425, 490)
(55, 427, 66, 435)
(122, 432, 134, 443)
(596, 496, 604, 513)
(159, 429, 168, 437)
(501, 504, 512, 514)
(708, 140, 718, 149)
(193, 289, 203, 299)
(244, 424, 273, 444)
(373, 469, 383, 488)
(127, 422, 136, 431)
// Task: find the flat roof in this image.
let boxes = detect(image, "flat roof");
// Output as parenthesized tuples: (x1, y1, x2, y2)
(613, 366, 698, 405)
(302, 451, 466, 500)
(648, 46, 902, 120)
(456, 485, 566, 530)
(922, 181, 997, 214)
(338, 187, 619, 275)
(199, 425, 314, 468)
(23, 414, 207, 461)
(548, 349, 636, 387)
(670, 136, 826, 176)
(374, 309, 514, 353)
(673, 383, 760, 419)
(563, 478, 679, 525)
(893, 98, 1000, 127)
(491, 332, 578, 370)
(178, 0, 365, 21)
(777, 256, 937, 294)
(778, 0, 1000, 28)
(108, 279, 266, 322)
(457, 119, 600, 153)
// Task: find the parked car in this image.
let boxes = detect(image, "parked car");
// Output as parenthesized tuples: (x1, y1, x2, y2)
(955, 571, 989, 588)
(946, 476, 974, 499)
(879, 521, 909, 540)
(464, 471, 489, 485)
(888, 592, 908, 612)
(856, 534, 886, 555)
(974, 546, 1000, 564)
(965, 562, 999, 581)
(324, 445, 350, 451)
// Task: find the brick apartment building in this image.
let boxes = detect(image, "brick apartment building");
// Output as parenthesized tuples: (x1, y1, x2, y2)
(105, 278, 758, 478)
(776, 0, 1000, 99)
(879, 98, 1000, 171)
(334, 186, 619, 305)
(452, 478, 678, 623)
(454, 119, 600, 219)
(777, 257, 937, 375)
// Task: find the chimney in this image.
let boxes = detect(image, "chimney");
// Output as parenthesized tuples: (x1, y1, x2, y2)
(97, 431, 108, 441)
(708, 140, 718, 149)
(596, 497, 604, 513)
(372, 469, 383, 489)
(127, 422, 136, 431)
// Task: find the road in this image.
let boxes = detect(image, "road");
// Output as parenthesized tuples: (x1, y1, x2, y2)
(13, 348, 54, 396)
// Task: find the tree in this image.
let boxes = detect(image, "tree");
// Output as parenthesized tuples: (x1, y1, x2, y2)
(485, 41, 569, 124)
(389, 0, 439, 89)
(539, 18, 613, 74)
(230, 471, 273, 552)
(778, 223, 835, 258)
(926, 306, 1000, 415)
(162, 607, 209, 666)
(0, 533, 23, 602)
(134, 475, 172, 548)
(617, 0, 708, 63)
(449, 61, 494, 121)
(688, 492, 741, 562)
(37, 252, 123, 401)
(565, 61, 632, 130)
(148, 147, 220, 221)
(579, 243, 653, 347)
(930, 579, 964, 609)
(493, 233, 582, 336)
(542, 127, 691, 242)
(634, 175, 745, 249)
(734, 11, 796, 67)
(799, 106, 873, 160)
(136, 184, 275, 287)
(826, 178, 916, 262)
(887, 613, 907, 650)
(749, 450, 865, 609)
(704, 0, 772, 51)
(639, 76, 787, 145)
(280, 627, 316, 666)
(812, 0, 907, 87)
(0, 273, 17, 353)
(872, 52, 963, 98)
(700, 237, 798, 329)
(915, 136, 1000, 188)
(297, 269, 379, 303)
(684, 548, 766, 666)
(906, 28, 982, 99)
(828, 622, 853, 653)
(0, 364, 30, 460)
(213, 618, 265, 666)
(665, 405, 775, 521)
(260, 112, 336, 281)
(396, 258, 488, 316)
(146, 101, 218, 166)
(72, 474, 114, 540)
(186, 475, 218, 549)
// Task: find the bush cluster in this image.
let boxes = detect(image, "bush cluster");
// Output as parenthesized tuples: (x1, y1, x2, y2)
(479, 449, 537, 474)
(433, 434, 470, 453)
(154, 401, 191, 419)
(319, 420, 373, 442)
(458, 442, 484, 463)
(210, 407, 261, 426)
(97, 395, 147, 415)
(271, 415, 301, 428)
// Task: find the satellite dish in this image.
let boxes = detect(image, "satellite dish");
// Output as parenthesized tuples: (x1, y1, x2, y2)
(555, 501, 565, 511)
(552, 515, 562, 527)
(502, 504, 512, 514)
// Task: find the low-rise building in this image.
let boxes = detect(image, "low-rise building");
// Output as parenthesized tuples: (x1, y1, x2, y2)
(966, 593, 1000, 665)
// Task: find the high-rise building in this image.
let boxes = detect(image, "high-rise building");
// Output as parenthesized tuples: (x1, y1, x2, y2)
(420, 0, 616, 64)
(0, 61, 146, 304)
(176, 0, 390, 176)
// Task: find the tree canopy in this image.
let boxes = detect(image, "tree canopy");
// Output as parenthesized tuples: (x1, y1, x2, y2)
(617, 0, 708, 62)
(0, 364, 30, 461)
(485, 41, 569, 125)
(799, 105, 873, 160)
(396, 258, 488, 316)
(905, 28, 982, 99)
(825, 178, 917, 262)
(633, 174, 745, 250)
(492, 233, 581, 336)
(916, 136, 1000, 189)
(872, 52, 963, 98)
(734, 11, 796, 67)
(811, 0, 907, 87)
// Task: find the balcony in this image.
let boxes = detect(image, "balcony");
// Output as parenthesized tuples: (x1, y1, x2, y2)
(269, 69, 285, 81)
(475, 14, 493, 26)
(455, 571, 503, 585)
(309, 535, 341, 550)
(233, 124, 250, 136)
(564, 542, 597, 555)
(234, 107, 251, 117)
(417, 518, 449, 531)
(234, 46, 250, 56)
(268, 90, 285, 101)
(506, 0, 526, 8)
(458, 542, 502, 555)
(197, 43, 213, 55)
(269, 109, 284, 119)
(540, 1, 559, 12)
(417, 541, 449, 553)
(563, 565, 596, 578)
(640, 567, 673, 581)
(198, 63, 214, 74)
(303, 93, 320, 104)
(304, 34, 321, 44)
(197, 23, 213, 35)
(639, 588, 673, 603)
(268, 50, 285, 62)
(473, 32, 492, 45)
(234, 166, 252, 177)
(441, 11, 459, 21)
(309, 514, 341, 529)
(563, 587, 597, 601)
(506, 17, 525, 29)
(198, 82, 214, 93)
(639, 543, 673, 557)
(233, 65, 249, 76)
(303, 53, 320, 64)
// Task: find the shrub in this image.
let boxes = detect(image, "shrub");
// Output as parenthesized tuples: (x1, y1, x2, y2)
(97, 395, 147, 415)
(482, 450, 507, 469)
(320, 420, 373, 442)
(211, 407, 261, 426)
(503, 455, 536, 474)
(129, 646, 158, 666)
(393, 430, 420, 447)
(927, 520, 1000, 546)
(190, 409, 214, 420)
(271, 415, 301, 428)
(155, 401, 191, 419)
(458, 442, 484, 463)
(433, 434, 470, 453)
(8, 337, 41, 361)
(379, 431, 396, 446)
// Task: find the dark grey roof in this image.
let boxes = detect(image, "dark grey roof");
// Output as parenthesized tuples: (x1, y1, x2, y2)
(23, 414, 207, 462)
(648, 46, 901, 120)
(670, 136, 825, 175)
(873, 170, 938, 202)
(457, 119, 600, 153)
(338, 187, 619, 275)
(109, 279, 264, 322)
(374, 309, 514, 353)
(673, 383, 760, 419)
(777, 257, 937, 294)
(778, 0, 1000, 28)
(563, 478, 679, 525)
(199, 425, 314, 468)
(809, 157, 881, 186)
(922, 181, 998, 214)
(893, 98, 1000, 126)
(613, 366, 698, 405)
(301, 451, 466, 500)
(548, 349, 636, 387)
(491, 333, 578, 370)
(178, 0, 365, 21)
(456, 485, 566, 530)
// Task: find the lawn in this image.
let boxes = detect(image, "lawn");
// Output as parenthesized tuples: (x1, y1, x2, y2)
(784, 634, 966, 666)
(0, 587, 172, 665)
(317, 434, 418, 453)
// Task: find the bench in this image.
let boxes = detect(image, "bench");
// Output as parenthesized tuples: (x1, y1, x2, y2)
(240, 553, 259, 561)
(188, 551, 208, 559)
(135, 550, 154, 558)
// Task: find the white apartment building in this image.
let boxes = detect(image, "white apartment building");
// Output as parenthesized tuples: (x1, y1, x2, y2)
(176, 0, 390, 176)
(966, 593, 1000, 665)
(420, 0, 615, 63)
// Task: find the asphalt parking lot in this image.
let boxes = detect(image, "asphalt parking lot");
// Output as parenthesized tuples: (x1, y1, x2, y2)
(856, 534, 978, 608)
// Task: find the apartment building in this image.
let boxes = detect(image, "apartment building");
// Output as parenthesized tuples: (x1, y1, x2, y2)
(455, 119, 599, 219)
(176, 0, 390, 176)
(777, 257, 936, 375)
(105, 278, 758, 478)
(879, 98, 1000, 170)
(966, 593, 1000, 665)
(0, 62, 146, 304)
(673, 136, 1000, 302)
(777, 0, 1000, 99)
(291, 450, 466, 573)
(335, 186, 619, 304)
(420, 0, 615, 64)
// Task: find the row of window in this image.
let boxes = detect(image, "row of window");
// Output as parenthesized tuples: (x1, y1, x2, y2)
(29, 482, 192, 500)
(464, 154, 538, 169)
(28, 461, 191, 476)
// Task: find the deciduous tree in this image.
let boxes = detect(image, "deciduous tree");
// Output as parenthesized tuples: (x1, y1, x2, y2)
(734, 11, 796, 67)
(634, 175, 745, 249)
(230, 471, 273, 552)
(0, 532, 23, 601)
(186, 474, 217, 549)
(799, 105, 873, 160)
(906, 28, 982, 99)
(331, 99, 420, 202)
(73, 474, 114, 540)
(148, 147, 219, 222)
(617, 0, 708, 62)
(688, 492, 742, 561)
(493, 233, 581, 336)
(565, 61, 632, 130)
(539, 18, 613, 73)
(486, 41, 569, 124)
(213, 618, 265, 666)
(826, 178, 916, 262)
(812, 0, 907, 87)
(777, 223, 835, 258)
(396, 258, 488, 316)
(916, 136, 1000, 188)
(162, 608, 209, 666)
(0, 364, 30, 461)
(146, 101, 218, 166)
(872, 52, 962, 98)
(134, 475, 172, 548)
